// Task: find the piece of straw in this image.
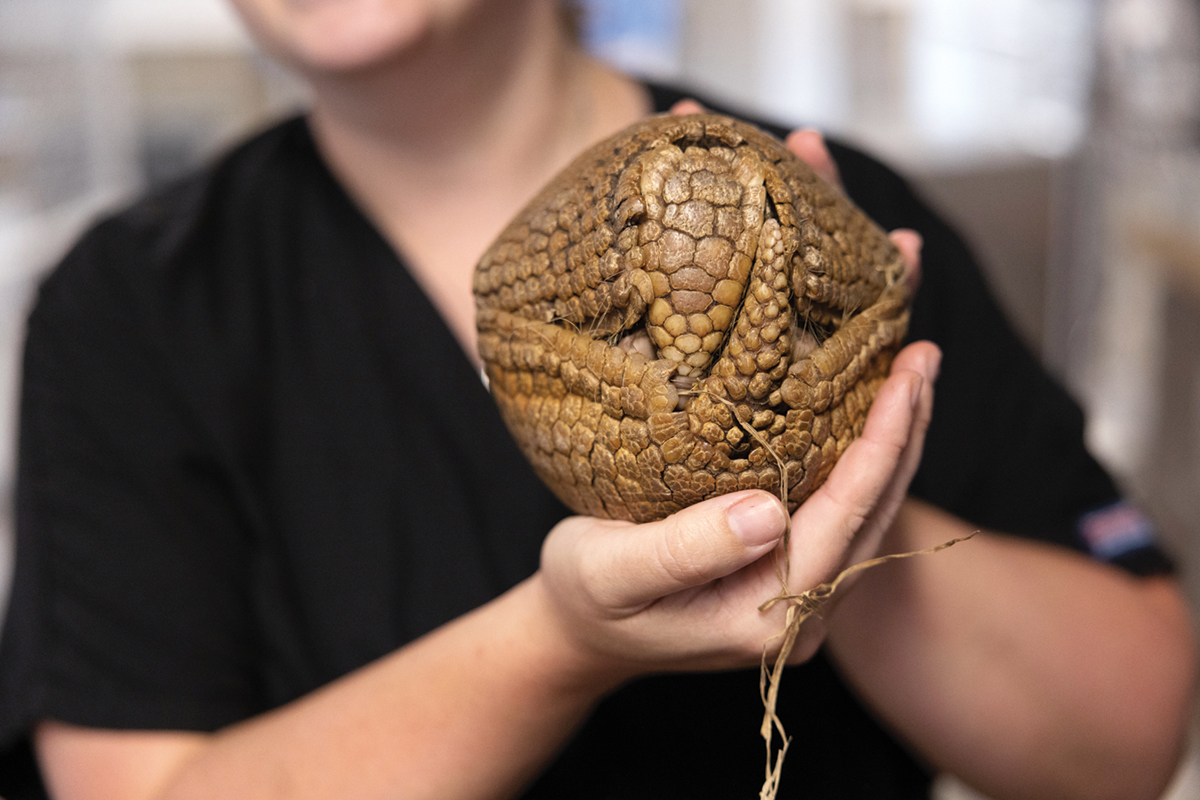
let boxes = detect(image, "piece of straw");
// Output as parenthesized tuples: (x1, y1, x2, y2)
(755, 535, 975, 799)
(681, 388, 974, 798)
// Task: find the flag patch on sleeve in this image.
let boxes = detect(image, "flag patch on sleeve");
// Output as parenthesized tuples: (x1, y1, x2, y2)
(1077, 501, 1158, 560)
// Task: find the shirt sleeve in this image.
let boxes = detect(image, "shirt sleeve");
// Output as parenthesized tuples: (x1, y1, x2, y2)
(0, 217, 264, 747)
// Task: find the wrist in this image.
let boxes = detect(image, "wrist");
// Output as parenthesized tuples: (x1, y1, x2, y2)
(507, 575, 639, 701)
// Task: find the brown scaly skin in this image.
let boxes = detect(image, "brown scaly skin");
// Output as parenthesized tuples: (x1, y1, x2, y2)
(475, 113, 910, 522)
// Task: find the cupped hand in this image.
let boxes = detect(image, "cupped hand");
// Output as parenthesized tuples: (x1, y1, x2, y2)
(532, 339, 941, 685)
(525, 101, 940, 687)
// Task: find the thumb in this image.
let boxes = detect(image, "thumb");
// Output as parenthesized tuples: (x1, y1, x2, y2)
(546, 491, 787, 614)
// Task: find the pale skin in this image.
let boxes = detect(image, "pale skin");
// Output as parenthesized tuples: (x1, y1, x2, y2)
(35, 1, 1197, 799)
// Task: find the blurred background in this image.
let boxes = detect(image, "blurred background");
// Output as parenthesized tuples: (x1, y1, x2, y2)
(0, 0, 1198, 797)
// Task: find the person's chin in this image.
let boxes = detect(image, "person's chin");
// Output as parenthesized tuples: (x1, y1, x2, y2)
(241, 2, 435, 76)
(288, 26, 428, 75)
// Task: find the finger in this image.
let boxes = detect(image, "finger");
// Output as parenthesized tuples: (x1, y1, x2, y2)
(863, 341, 941, 515)
(548, 490, 786, 613)
(797, 370, 919, 545)
(669, 99, 706, 116)
(839, 341, 941, 507)
(785, 129, 843, 190)
(890, 339, 941, 390)
(788, 343, 939, 580)
(888, 229, 923, 293)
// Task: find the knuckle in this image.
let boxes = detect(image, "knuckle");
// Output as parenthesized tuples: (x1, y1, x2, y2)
(546, 518, 629, 612)
(816, 487, 874, 547)
(851, 434, 908, 479)
(573, 545, 625, 612)
(654, 520, 715, 587)
(874, 436, 910, 468)
(831, 503, 870, 547)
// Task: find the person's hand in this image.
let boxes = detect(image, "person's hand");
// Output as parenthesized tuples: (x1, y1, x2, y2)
(531, 338, 941, 686)
(520, 99, 939, 690)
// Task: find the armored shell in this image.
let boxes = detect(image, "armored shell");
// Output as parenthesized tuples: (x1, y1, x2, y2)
(474, 114, 909, 523)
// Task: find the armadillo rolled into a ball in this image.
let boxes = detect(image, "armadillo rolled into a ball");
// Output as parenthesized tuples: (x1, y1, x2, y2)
(474, 114, 910, 523)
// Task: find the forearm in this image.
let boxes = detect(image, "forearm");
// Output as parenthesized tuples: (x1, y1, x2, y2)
(825, 498, 1197, 800)
(41, 578, 615, 800)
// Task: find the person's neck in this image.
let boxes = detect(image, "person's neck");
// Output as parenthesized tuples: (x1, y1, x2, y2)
(303, 0, 649, 361)
(310, 0, 594, 189)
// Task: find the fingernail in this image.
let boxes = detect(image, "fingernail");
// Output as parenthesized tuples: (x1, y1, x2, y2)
(924, 347, 942, 383)
(727, 494, 787, 547)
